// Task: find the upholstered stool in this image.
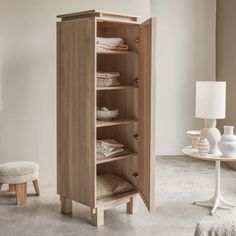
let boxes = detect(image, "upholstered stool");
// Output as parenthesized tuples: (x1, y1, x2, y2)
(0, 161, 40, 204)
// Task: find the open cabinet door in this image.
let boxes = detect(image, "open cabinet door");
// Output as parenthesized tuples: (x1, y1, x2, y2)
(138, 18, 156, 212)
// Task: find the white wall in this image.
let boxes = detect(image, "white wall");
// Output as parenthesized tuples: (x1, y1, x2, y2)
(0, 0, 150, 185)
(151, 0, 216, 155)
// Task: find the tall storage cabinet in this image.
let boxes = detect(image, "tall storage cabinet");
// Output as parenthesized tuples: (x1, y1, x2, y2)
(57, 10, 156, 226)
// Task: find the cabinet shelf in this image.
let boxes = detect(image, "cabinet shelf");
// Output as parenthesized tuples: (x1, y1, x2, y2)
(96, 152, 137, 164)
(97, 190, 138, 208)
(96, 119, 138, 128)
(97, 85, 137, 91)
(97, 50, 138, 55)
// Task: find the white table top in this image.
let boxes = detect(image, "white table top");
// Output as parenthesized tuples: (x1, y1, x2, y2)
(182, 146, 236, 162)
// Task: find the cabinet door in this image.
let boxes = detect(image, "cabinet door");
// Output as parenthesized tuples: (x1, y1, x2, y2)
(57, 18, 96, 208)
(138, 18, 156, 212)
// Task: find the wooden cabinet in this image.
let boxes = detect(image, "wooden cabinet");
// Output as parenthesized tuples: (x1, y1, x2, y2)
(57, 10, 156, 226)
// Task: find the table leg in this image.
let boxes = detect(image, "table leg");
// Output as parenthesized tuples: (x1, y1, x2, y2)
(193, 161, 236, 214)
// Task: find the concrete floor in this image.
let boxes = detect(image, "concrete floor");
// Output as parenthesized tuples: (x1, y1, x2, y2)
(1, 156, 236, 236)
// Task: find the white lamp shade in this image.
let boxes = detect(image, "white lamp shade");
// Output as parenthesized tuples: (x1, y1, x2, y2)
(195, 81, 226, 119)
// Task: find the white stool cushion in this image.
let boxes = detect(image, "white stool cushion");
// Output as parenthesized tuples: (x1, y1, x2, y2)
(0, 161, 39, 184)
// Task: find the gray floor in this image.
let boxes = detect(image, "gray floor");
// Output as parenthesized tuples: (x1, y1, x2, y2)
(1, 156, 236, 236)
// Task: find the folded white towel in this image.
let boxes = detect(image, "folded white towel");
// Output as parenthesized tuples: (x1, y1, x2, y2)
(97, 72, 120, 79)
(96, 37, 129, 52)
(97, 44, 128, 51)
(97, 37, 125, 47)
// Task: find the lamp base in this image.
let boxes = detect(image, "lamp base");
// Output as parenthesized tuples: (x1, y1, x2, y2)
(200, 119, 221, 154)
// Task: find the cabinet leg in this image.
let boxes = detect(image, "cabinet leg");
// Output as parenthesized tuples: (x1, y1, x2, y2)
(61, 197, 72, 214)
(91, 207, 104, 227)
(127, 195, 139, 214)
(9, 184, 15, 192)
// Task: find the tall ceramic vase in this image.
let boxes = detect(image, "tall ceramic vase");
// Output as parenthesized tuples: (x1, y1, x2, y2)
(198, 137, 209, 156)
(218, 126, 236, 158)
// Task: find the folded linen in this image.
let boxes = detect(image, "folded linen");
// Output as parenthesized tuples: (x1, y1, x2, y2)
(96, 37, 129, 53)
(97, 37, 125, 47)
(97, 71, 120, 79)
(97, 139, 124, 148)
(97, 44, 128, 51)
(97, 78, 120, 87)
(97, 149, 130, 160)
(97, 149, 125, 159)
(97, 139, 125, 158)
(96, 71, 120, 87)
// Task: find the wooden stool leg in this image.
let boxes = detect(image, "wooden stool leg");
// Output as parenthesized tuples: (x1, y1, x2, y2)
(61, 197, 72, 214)
(9, 184, 15, 192)
(127, 195, 139, 214)
(33, 180, 40, 196)
(15, 183, 27, 205)
(91, 207, 104, 227)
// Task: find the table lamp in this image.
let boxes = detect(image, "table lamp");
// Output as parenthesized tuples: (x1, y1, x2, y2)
(195, 81, 226, 154)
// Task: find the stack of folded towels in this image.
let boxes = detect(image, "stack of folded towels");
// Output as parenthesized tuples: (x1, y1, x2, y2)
(97, 71, 120, 87)
(97, 37, 129, 52)
(97, 139, 125, 159)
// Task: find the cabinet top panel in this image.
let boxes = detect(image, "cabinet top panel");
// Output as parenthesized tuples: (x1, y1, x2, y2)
(57, 9, 142, 23)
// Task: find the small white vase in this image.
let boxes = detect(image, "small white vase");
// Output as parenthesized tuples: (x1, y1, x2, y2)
(218, 126, 236, 158)
(198, 138, 209, 156)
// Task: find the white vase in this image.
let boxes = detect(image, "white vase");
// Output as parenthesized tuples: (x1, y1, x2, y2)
(218, 126, 236, 158)
(200, 119, 221, 154)
(198, 138, 209, 156)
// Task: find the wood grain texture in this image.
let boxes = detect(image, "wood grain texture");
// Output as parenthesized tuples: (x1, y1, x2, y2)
(33, 180, 40, 196)
(15, 183, 27, 205)
(57, 18, 96, 208)
(138, 18, 156, 212)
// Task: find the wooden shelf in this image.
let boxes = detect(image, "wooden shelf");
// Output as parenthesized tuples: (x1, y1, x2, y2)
(97, 50, 138, 55)
(97, 190, 138, 209)
(96, 119, 137, 128)
(97, 85, 137, 91)
(97, 152, 137, 164)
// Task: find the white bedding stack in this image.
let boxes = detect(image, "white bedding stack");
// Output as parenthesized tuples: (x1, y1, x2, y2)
(96, 37, 129, 52)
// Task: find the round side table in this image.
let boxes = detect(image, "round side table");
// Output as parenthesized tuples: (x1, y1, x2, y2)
(182, 146, 236, 215)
